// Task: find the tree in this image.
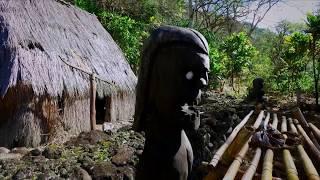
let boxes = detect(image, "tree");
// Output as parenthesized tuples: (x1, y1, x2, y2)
(189, 0, 281, 36)
(306, 12, 320, 106)
(282, 32, 310, 93)
(221, 32, 257, 90)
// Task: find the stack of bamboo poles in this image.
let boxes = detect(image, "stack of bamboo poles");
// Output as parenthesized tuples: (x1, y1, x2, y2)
(205, 108, 320, 180)
(241, 112, 275, 180)
(205, 110, 264, 180)
(290, 119, 320, 180)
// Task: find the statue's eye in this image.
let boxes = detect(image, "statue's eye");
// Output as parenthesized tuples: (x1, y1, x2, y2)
(185, 71, 194, 80)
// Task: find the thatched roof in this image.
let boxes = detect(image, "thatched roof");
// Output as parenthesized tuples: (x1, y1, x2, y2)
(0, 0, 136, 98)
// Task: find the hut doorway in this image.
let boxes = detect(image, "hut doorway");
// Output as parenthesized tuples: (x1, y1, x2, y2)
(95, 94, 111, 124)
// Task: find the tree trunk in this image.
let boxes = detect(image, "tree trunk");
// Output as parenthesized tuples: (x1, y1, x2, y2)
(311, 38, 319, 106)
(188, 0, 193, 26)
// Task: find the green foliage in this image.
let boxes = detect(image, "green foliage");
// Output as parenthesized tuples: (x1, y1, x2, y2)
(72, 0, 320, 97)
(270, 31, 311, 93)
(221, 32, 257, 89)
(222, 32, 257, 76)
(199, 30, 224, 88)
(74, 0, 98, 13)
(99, 11, 149, 72)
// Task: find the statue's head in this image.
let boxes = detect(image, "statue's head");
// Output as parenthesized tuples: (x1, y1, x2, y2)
(253, 78, 264, 89)
(134, 26, 210, 131)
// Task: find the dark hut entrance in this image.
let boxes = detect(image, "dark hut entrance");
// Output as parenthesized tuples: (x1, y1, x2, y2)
(95, 93, 111, 124)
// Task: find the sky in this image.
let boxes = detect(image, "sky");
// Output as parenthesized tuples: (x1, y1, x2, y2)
(255, 0, 319, 30)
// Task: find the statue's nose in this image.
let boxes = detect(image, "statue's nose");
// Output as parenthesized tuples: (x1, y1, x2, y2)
(199, 77, 207, 89)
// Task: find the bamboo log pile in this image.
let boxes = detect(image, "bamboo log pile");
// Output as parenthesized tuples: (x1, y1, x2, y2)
(241, 112, 272, 180)
(261, 113, 275, 180)
(289, 117, 320, 180)
(209, 110, 255, 167)
(223, 142, 249, 180)
(205, 108, 320, 180)
(294, 120, 320, 162)
(292, 108, 320, 149)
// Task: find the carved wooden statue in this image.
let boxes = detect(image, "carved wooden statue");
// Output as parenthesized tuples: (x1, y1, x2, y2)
(134, 26, 210, 180)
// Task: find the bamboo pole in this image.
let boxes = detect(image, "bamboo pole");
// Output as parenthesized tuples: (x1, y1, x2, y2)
(292, 108, 320, 149)
(261, 149, 274, 180)
(309, 123, 320, 142)
(292, 107, 309, 128)
(283, 149, 299, 180)
(288, 118, 298, 134)
(295, 121, 320, 162)
(253, 110, 265, 129)
(281, 116, 287, 134)
(222, 112, 269, 179)
(90, 73, 96, 130)
(241, 147, 262, 180)
(297, 145, 320, 180)
(272, 113, 278, 129)
(264, 113, 271, 128)
(221, 126, 255, 165)
(282, 117, 299, 180)
(223, 142, 249, 180)
(209, 110, 255, 167)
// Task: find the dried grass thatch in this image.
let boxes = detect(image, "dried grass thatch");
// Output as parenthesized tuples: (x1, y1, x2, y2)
(0, 0, 136, 97)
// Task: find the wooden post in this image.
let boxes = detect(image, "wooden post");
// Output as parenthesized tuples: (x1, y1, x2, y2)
(90, 73, 96, 130)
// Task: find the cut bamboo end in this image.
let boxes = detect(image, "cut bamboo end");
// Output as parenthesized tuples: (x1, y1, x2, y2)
(264, 112, 271, 128)
(253, 110, 265, 129)
(272, 113, 278, 129)
(281, 116, 288, 139)
(209, 110, 255, 167)
(281, 116, 287, 133)
(223, 142, 249, 180)
(288, 118, 298, 134)
(241, 147, 262, 180)
(292, 107, 309, 128)
(309, 123, 320, 142)
(261, 149, 274, 180)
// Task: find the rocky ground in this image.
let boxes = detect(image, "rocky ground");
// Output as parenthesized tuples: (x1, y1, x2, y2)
(0, 129, 144, 180)
(0, 91, 258, 180)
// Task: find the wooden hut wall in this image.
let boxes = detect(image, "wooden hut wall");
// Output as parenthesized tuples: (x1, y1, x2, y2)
(108, 90, 135, 122)
(0, 86, 91, 147)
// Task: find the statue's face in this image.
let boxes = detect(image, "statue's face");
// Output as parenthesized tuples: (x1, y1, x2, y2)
(149, 46, 209, 115)
(180, 52, 209, 106)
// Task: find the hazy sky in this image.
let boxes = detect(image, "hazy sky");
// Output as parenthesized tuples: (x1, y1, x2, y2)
(256, 0, 319, 30)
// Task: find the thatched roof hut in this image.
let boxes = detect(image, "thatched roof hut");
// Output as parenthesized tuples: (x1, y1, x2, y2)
(0, 0, 137, 147)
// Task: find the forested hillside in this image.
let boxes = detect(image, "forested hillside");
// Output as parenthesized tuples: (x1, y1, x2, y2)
(65, 0, 320, 105)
